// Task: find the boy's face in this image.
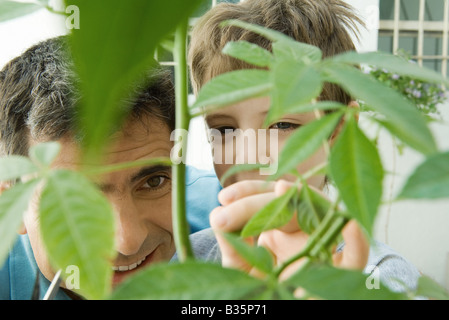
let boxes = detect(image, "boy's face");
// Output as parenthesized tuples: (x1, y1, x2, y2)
(205, 96, 328, 188)
(21, 116, 175, 289)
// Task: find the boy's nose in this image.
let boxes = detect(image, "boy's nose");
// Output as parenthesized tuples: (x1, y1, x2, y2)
(235, 129, 277, 174)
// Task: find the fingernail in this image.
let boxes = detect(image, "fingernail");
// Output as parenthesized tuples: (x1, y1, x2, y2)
(275, 180, 291, 196)
(212, 207, 227, 228)
(219, 188, 236, 204)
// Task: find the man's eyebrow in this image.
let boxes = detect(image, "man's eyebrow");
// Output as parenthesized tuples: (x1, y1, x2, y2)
(130, 165, 172, 184)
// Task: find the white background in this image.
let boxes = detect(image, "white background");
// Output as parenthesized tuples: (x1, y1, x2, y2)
(1, 0, 449, 289)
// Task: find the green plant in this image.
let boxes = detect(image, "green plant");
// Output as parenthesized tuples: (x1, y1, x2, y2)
(1, 0, 449, 300)
(360, 50, 447, 117)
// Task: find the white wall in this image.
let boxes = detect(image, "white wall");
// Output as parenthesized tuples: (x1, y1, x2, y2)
(364, 104, 449, 289)
(0, 8, 67, 69)
(345, 0, 449, 289)
(345, 0, 380, 52)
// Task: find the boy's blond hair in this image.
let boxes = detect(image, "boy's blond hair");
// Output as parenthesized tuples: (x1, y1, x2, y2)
(189, 0, 363, 104)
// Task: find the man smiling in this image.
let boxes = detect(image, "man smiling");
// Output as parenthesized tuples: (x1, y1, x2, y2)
(0, 36, 220, 299)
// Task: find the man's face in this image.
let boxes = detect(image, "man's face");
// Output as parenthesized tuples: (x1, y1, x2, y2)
(205, 96, 328, 188)
(21, 116, 175, 288)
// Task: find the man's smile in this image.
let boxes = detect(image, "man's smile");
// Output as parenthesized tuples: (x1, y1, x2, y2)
(112, 247, 158, 285)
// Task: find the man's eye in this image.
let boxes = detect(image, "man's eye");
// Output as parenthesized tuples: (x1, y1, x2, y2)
(143, 176, 167, 189)
(269, 122, 300, 131)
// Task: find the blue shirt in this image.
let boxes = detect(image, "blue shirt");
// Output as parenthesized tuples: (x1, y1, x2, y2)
(0, 166, 222, 300)
(185, 166, 222, 233)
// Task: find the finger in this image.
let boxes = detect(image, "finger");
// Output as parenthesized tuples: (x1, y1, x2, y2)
(218, 180, 276, 206)
(274, 180, 295, 197)
(258, 229, 309, 265)
(213, 229, 254, 272)
(274, 180, 300, 233)
(332, 220, 369, 270)
(210, 193, 276, 233)
(258, 230, 309, 281)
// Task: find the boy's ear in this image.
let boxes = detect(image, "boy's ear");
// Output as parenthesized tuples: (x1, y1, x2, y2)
(330, 101, 359, 144)
(0, 182, 27, 235)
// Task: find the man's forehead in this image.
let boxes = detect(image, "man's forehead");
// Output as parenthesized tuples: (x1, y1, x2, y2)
(49, 116, 172, 168)
(109, 115, 170, 143)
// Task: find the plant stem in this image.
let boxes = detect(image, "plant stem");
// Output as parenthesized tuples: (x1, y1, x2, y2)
(309, 216, 347, 258)
(172, 19, 193, 261)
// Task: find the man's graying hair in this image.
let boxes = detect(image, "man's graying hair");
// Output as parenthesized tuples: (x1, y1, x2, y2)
(0, 36, 175, 157)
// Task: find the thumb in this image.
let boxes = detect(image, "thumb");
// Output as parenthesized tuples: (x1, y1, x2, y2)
(332, 220, 369, 270)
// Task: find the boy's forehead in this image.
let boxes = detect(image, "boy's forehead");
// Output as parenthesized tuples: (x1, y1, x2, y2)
(204, 95, 321, 125)
(205, 96, 271, 120)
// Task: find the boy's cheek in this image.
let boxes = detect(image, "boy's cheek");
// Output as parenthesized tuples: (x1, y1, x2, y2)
(214, 163, 231, 187)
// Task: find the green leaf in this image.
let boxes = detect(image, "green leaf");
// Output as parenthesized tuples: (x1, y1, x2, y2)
(285, 263, 407, 300)
(398, 151, 449, 199)
(0, 156, 39, 182)
(222, 232, 274, 274)
(323, 63, 437, 155)
(272, 39, 322, 65)
(222, 41, 274, 68)
(296, 184, 331, 234)
(267, 62, 322, 124)
(329, 116, 383, 235)
(0, 1, 44, 23)
(67, 0, 204, 160)
(416, 275, 449, 300)
(223, 19, 322, 63)
(190, 69, 272, 115)
(0, 179, 40, 268)
(271, 111, 343, 180)
(284, 101, 346, 115)
(331, 51, 449, 87)
(110, 261, 265, 300)
(29, 141, 61, 167)
(39, 169, 115, 299)
(222, 19, 295, 43)
(241, 185, 297, 237)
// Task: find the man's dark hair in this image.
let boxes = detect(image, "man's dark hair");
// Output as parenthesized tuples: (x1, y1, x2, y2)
(0, 36, 175, 157)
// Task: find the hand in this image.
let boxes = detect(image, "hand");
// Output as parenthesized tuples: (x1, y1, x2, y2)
(210, 180, 370, 280)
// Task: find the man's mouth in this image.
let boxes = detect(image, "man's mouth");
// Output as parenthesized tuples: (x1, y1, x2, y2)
(111, 256, 147, 272)
(112, 249, 156, 286)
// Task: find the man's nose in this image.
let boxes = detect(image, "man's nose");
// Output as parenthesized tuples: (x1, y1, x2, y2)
(112, 198, 147, 256)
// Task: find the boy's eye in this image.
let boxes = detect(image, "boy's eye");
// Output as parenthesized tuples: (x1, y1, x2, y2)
(269, 122, 300, 131)
(214, 126, 236, 135)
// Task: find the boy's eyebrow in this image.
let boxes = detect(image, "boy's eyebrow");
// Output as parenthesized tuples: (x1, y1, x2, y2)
(204, 113, 235, 124)
(130, 165, 172, 184)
